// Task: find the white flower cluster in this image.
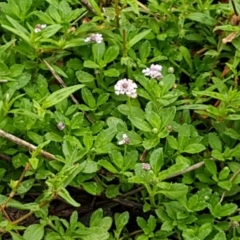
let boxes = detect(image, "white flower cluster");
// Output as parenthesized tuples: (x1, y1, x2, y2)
(142, 163, 151, 171)
(142, 64, 163, 79)
(85, 33, 103, 44)
(114, 79, 138, 98)
(34, 24, 47, 33)
(118, 134, 130, 145)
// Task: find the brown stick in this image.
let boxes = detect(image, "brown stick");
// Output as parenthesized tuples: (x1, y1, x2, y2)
(0, 153, 11, 161)
(0, 129, 55, 160)
(80, 0, 97, 15)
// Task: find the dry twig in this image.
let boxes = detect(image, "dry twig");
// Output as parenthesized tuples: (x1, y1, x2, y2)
(79, 0, 97, 15)
(0, 129, 55, 160)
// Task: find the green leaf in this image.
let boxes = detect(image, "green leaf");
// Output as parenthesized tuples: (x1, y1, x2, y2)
(167, 136, 178, 150)
(149, 148, 164, 175)
(204, 159, 217, 176)
(17, 179, 35, 195)
(58, 188, 80, 207)
(158, 162, 189, 180)
(160, 221, 174, 232)
(118, 104, 145, 119)
(104, 68, 120, 77)
(92, 42, 105, 64)
(219, 167, 230, 180)
(161, 106, 176, 129)
(183, 143, 205, 154)
(98, 216, 112, 230)
(48, 5, 61, 22)
(137, 217, 148, 233)
(84, 60, 100, 68)
(126, 0, 139, 14)
(23, 224, 44, 240)
(213, 232, 226, 240)
(155, 208, 171, 222)
(145, 110, 161, 129)
(129, 117, 152, 132)
(193, 90, 227, 101)
(212, 150, 225, 161)
(212, 203, 237, 218)
(139, 40, 151, 62)
(106, 185, 120, 198)
(197, 223, 212, 239)
(229, 144, 240, 157)
(83, 134, 93, 149)
(128, 29, 151, 48)
(187, 195, 198, 210)
(157, 182, 188, 200)
(179, 46, 192, 68)
(218, 181, 232, 190)
(9, 109, 41, 120)
(90, 208, 103, 227)
(208, 133, 222, 152)
(103, 45, 119, 64)
(42, 84, 85, 108)
(114, 212, 129, 239)
(19, 0, 32, 15)
(97, 93, 110, 106)
(186, 12, 217, 26)
(41, 24, 62, 38)
(82, 182, 104, 195)
(94, 127, 117, 149)
(10, 232, 25, 240)
(81, 87, 96, 108)
(87, 0, 102, 16)
(147, 215, 156, 232)
(123, 150, 138, 171)
(76, 70, 95, 83)
(143, 138, 160, 150)
(110, 150, 123, 170)
(2, 24, 30, 43)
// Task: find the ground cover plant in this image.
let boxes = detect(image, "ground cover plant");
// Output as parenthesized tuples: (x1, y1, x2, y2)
(1, 0, 240, 239)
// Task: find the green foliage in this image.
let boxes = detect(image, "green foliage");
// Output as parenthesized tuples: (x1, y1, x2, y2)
(0, 0, 240, 239)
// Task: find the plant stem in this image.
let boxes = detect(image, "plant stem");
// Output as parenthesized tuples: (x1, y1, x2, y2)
(119, 230, 143, 240)
(124, 144, 127, 157)
(12, 200, 51, 225)
(122, 29, 127, 57)
(127, 97, 133, 118)
(1, 163, 30, 210)
(115, 0, 120, 28)
(169, 59, 191, 78)
(145, 184, 157, 208)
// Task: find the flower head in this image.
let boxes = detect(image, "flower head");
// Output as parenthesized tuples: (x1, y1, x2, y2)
(142, 64, 163, 79)
(84, 33, 103, 44)
(34, 24, 47, 33)
(57, 122, 65, 131)
(168, 67, 174, 73)
(142, 163, 151, 171)
(114, 79, 138, 98)
(118, 134, 130, 145)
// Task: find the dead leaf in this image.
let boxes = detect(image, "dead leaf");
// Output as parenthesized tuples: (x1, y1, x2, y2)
(222, 32, 237, 43)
